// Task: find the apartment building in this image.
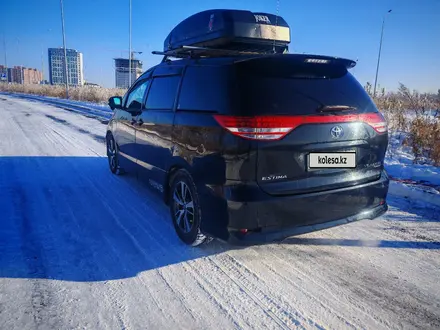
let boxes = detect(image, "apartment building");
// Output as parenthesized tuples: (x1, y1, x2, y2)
(48, 48, 84, 86)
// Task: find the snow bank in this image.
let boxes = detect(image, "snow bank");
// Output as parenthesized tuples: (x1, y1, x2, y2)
(385, 132, 440, 185)
(388, 181, 440, 207)
(385, 131, 440, 207)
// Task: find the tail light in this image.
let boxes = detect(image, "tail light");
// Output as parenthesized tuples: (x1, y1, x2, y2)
(213, 115, 296, 140)
(213, 112, 387, 141)
(358, 112, 388, 133)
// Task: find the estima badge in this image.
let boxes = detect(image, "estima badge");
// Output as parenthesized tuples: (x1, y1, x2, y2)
(330, 125, 344, 139)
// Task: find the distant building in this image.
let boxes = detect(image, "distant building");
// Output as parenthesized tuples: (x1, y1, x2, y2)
(5, 66, 42, 84)
(7, 68, 14, 83)
(23, 67, 43, 84)
(114, 58, 143, 89)
(48, 48, 84, 86)
(8, 67, 22, 83)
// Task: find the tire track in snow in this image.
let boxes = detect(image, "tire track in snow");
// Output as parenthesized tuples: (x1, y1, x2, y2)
(102, 218, 200, 327)
(69, 177, 183, 328)
(246, 244, 364, 328)
(61, 160, 200, 328)
(45, 122, 103, 157)
(103, 280, 132, 330)
(42, 184, 134, 330)
(123, 211, 249, 329)
(1, 108, 66, 329)
(13, 186, 52, 329)
(83, 167, 279, 329)
(118, 199, 288, 328)
(271, 244, 383, 323)
(10, 115, 45, 155)
(17, 111, 133, 329)
(85, 174, 250, 329)
(35, 112, 181, 328)
(82, 155, 312, 329)
(354, 218, 440, 252)
(107, 193, 280, 329)
(264, 243, 412, 329)
(229, 249, 360, 329)
(33, 112, 154, 329)
(75, 159, 251, 328)
(179, 262, 245, 330)
(208, 254, 321, 330)
(291, 225, 440, 329)
(185, 258, 277, 330)
(10, 163, 65, 329)
(18, 104, 104, 157)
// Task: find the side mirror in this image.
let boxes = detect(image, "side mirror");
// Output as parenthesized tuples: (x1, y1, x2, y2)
(108, 96, 122, 110)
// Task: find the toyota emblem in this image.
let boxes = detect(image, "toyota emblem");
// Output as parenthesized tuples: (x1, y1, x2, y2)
(330, 125, 344, 139)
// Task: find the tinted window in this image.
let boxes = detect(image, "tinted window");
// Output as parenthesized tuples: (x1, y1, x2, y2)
(178, 66, 231, 112)
(236, 58, 376, 116)
(125, 80, 150, 110)
(145, 76, 180, 110)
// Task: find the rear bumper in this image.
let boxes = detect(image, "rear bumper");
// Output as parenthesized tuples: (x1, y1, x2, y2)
(206, 171, 389, 244)
(226, 203, 387, 245)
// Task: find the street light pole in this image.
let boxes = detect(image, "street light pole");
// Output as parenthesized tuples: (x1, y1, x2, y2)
(41, 43, 44, 83)
(3, 34, 7, 83)
(373, 9, 392, 98)
(16, 38, 23, 83)
(41, 29, 52, 84)
(128, 0, 132, 88)
(60, 0, 69, 99)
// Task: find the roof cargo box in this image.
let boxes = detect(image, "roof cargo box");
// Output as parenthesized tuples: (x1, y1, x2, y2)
(164, 9, 291, 54)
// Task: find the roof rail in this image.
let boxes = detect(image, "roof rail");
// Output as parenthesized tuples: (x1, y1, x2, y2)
(152, 45, 279, 62)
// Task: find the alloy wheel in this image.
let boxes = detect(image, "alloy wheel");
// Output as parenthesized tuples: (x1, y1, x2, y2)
(107, 137, 117, 170)
(173, 181, 195, 233)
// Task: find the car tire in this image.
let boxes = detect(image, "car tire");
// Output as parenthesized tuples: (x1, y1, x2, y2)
(106, 134, 124, 175)
(169, 169, 211, 246)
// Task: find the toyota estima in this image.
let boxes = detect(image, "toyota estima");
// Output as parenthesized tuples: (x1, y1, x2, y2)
(106, 9, 389, 246)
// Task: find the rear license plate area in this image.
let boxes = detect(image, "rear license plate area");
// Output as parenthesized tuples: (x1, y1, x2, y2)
(308, 152, 356, 170)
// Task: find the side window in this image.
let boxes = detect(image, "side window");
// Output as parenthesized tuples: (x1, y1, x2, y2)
(177, 66, 230, 112)
(145, 76, 181, 110)
(125, 80, 150, 110)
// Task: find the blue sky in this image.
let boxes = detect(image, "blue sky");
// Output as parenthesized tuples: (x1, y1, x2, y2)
(1, 0, 439, 92)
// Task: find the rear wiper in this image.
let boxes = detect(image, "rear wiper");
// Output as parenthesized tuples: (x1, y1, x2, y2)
(317, 105, 357, 113)
(288, 74, 326, 79)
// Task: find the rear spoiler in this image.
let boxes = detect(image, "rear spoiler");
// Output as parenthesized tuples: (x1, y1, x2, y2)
(235, 53, 357, 69)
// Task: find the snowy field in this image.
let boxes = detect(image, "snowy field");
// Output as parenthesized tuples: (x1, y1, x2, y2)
(0, 95, 440, 330)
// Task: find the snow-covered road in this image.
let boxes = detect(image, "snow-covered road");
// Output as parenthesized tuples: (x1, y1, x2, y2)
(1, 95, 439, 330)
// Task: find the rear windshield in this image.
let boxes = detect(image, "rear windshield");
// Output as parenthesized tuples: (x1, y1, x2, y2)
(235, 57, 376, 116)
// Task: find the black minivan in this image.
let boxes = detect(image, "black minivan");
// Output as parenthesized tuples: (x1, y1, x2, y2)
(106, 9, 389, 246)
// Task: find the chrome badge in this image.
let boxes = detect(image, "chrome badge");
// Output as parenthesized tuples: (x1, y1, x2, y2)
(330, 125, 344, 139)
